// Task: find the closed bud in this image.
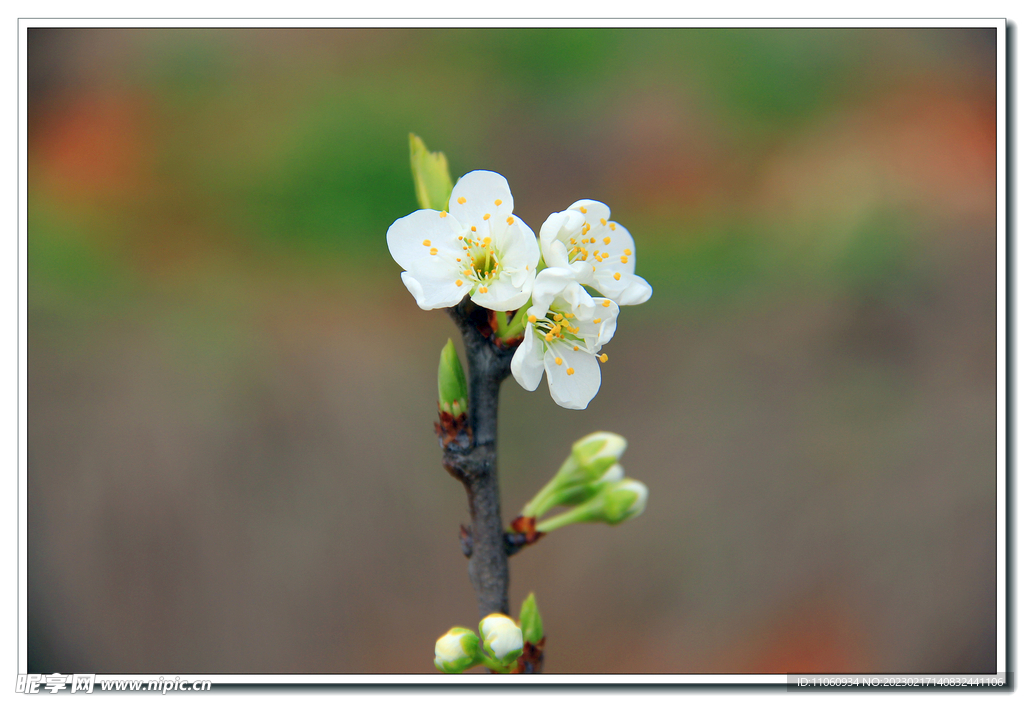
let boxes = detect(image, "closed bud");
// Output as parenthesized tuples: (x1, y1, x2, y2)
(409, 133, 454, 211)
(518, 593, 544, 645)
(438, 339, 468, 417)
(601, 478, 648, 524)
(434, 627, 484, 673)
(479, 613, 524, 666)
(567, 431, 628, 482)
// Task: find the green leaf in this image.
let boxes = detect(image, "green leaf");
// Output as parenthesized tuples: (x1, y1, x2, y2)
(518, 592, 544, 645)
(438, 339, 468, 417)
(409, 133, 454, 211)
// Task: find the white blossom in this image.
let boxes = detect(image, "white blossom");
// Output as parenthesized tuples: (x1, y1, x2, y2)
(539, 199, 652, 305)
(387, 171, 540, 311)
(510, 270, 619, 410)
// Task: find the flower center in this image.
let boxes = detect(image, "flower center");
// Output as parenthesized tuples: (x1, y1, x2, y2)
(459, 230, 503, 288)
(527, 304, 610, 372)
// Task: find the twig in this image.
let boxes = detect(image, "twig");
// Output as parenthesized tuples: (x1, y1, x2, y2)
(440, 299, 517, 619)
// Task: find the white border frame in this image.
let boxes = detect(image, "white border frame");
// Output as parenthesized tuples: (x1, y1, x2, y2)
(15, 17, 1007, 686)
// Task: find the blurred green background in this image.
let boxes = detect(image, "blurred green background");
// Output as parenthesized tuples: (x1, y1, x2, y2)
(27, 28, 997, 674)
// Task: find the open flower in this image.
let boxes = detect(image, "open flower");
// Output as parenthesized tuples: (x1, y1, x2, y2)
(510, 273, 619, 410)
(539, 199, 652, 305)
(387, 170, 540, 311)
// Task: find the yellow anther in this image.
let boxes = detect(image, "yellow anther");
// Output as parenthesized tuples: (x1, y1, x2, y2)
(580, 207, 587, 214)
(423, 239, 431, 246)
(583, 223, 591, 233)
(600, 353, 608, 363)
(483, 213, 491, 220)
(602, 300, 611, 307)
(458, 235, 463, 240)
(545, 332, 554, 342)
(483, 237, 492, 245)
(458, 196, 467, 204)
(471, 226, 477, 232)
(594, 318, 601, 324)
(555, 357, 563, 366)
(430, 248, 438, 255)
(463, 246, 469, 251)
(494, 199, 502, 206)
(553, 313, 563, 321)
(600, 218, 607, 225)
(567, 367, 575, 375)
(603, 236, 611, 245)
(570, 238, 577, 245)
(602, 252, 610, 259)
(479, 286, 489, 293)
(565, 313, 574, 319)
(590, 237, 597, 244)
(456, 258, 462, 262)
(620, 256, 628, 263)
(465, 270, 472, 276)
(573, 345, 580, 351)
(440, 211, 448, 218)
(506, 216, 514, 225)
(624, 248, 632, 255)
(610, 223, 616, 230)
(528, 315, 537, 323)
(456, 280, 463, 287)
(614, 272, 621, 280)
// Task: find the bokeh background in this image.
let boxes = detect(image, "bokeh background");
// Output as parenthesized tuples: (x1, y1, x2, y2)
(27, 27, 997, 674)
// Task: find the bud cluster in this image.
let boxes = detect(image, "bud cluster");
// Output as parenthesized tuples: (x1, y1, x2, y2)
(518, 431, 648, 534)
(434, 594, 544, 674)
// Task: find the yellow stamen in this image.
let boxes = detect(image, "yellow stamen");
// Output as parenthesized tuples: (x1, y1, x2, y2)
(624, 248, 632, 255)
(621, 256, 628, 263)
(580, 207, 587, 214)
(602, 300, 611, 307)
(553, 313, 563, 321)
(528, 315, 537, 323)
(594, 318, 601, 324)
(614, 272, 621, 280)
(479, 286, 489, 293)
(600, 353, 608, 363)
(506, 216, 514, 225)
(471, 226, 477, 232)
(603, 236, 611, 245)
(600, 218, 607, 225)
(422, 239, 431, 246)
(602, 252, 610, 259)
(456, 280, 463, 287)
(458, 235, 463, 240)
(573, 345, 579, 351)
(483, 213, 491, 220)
(565, 313, 574, 319)
(590, 237, 597, 244)
(545, 332, 554, 342)
(430, 248, 438, 255)
(456, 258, 461, 262)
(483, 237, 492, 245)
(494, 199, 502, 206)
(440, 211, 447, 218)
(567, 367, 575, 375)
(458, 196, 467, 204)
(555, 358, 563, 366)
(610, 223, 616, 230)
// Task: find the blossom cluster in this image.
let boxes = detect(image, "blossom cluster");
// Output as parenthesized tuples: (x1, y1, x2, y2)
(387, 171, 652, 410)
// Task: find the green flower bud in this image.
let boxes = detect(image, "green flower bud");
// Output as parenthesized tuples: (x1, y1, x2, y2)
(479, 613, 524, 667)
(518, 593, 544, 645)
(567, 431, 628, 481)
(533, 478, 649, 533)
(434, 627, 484, 673)
(438, 339, 468, 417)
(409, 133, 454, 212)
(601, 478, 648, 524)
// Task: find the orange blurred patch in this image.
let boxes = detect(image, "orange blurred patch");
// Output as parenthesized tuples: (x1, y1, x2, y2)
(32, 91, 153, 202)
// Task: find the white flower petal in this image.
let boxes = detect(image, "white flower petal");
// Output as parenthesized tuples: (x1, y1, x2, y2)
(449, 171, 513, 230)
(544, 347, 601, 410)
(539, 209, 585, 268)
(401, 272, 467, 310)
(511, 327, 545, 392)
(471, 276, 532, 312)
(530, 268, 578, 318)
(386, 209, 463, 273)
(567, 199, 611, 223)
(616, 275, 653, 305)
